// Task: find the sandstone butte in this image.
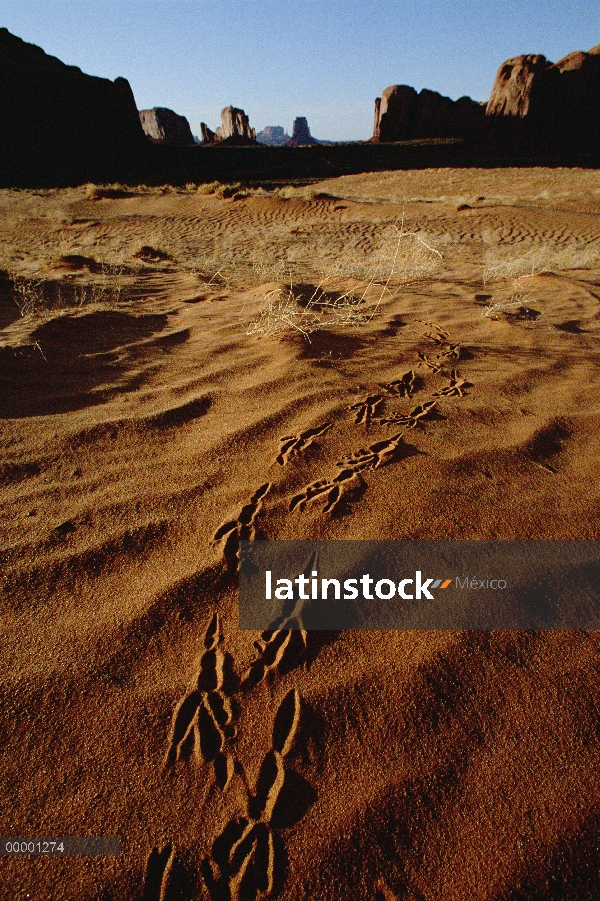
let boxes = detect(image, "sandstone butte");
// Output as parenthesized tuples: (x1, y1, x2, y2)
(256, 125, 291, 145)
(200, 106, 257, 144)
(485, 44, 600, 149)
(0, 26, 145, 177)
(138, 107, 196, 146)
(372, 85, 485, 142)
(283, 116, 320, 146)
(373, 42, 600, 147)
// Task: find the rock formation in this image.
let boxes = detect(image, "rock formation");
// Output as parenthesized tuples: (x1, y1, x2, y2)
(284, 117, 320, 146)
(0, 27, 146, 184)
(200, 123, 217, 144)
(256, 125, 290, 146)
(200, 106, 256, 144)
(485, 44, 600, 148)
(217, 106, 256, 141)
(139, 107, 195, 146)
(485, 54, 549, 117)
(372, 85, 485, 142)
(372, 43, 600, 150)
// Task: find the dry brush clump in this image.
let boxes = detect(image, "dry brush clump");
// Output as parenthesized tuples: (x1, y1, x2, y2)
(10, 271, 125, 318)
(481, 239, 600, 321)
(246, 281, 367, 339)
(196, 181, 252, 200)
(246, 218, 444, 339)
(0, 244, 127, 318)
(84, 183, 137, 200)
(481, 294, 542, 321)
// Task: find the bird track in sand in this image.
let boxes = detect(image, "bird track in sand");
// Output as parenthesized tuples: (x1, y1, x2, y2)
(201, 687, 302, 901)
(145, 320, 474, 898)
(290, 432, 408, 514)
(163, 612, 236, 790)
(148, 593, 310, 901)
(275, 421, 333, 466)
(212, 482, 271, 572)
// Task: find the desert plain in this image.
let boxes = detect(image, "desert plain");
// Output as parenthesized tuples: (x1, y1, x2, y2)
(1, 166, 600, 900)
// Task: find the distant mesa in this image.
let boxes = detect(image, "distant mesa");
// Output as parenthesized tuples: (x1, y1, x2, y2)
(0, 27, 145, 182)
(200, 106, 257, 144)
(139, 107, 195, 146)
(284, 117, 320, 146)
(256, 125, 291, 146)
(372, 85, 485, 142)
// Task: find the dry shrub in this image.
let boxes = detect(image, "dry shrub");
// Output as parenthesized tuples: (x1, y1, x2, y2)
(246, 281, 369, 339)
(11, 276, 45, 318)
(196, 181, 221, 195)
(196, 181, 250, 199)
(246, 218, 444, 339)
(482, 295, 541, 321)
(10, 269, 124, 318)
(84, 183, 133, 200)
(481, 239, 600, 322)
(273, 186, 296, 200)
(327, 221, 443, 284)
(215, 183, 248, 200)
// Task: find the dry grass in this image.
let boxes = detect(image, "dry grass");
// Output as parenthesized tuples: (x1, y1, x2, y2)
(481, 239, 600, 322)
(84, 183, 136, 201)
(246, 217, 444, 339)
(10, 270, 125, 319)
(245, 281, 370, 339)
(4, 181, 598, 334)
(196, 181, 251, 199)
(483, 240, 600, 284)
(0, 236, 127, 319)
(481, 294, 536, 320)
(196, 181, 222, 195)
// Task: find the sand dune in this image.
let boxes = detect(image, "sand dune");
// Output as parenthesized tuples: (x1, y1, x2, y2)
(1, 168, 599, 900)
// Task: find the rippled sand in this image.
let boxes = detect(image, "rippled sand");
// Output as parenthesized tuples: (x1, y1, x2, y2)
(1, 168, 599, 900)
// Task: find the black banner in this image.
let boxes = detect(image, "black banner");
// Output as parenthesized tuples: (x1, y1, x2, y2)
(239, 541, 600, 630)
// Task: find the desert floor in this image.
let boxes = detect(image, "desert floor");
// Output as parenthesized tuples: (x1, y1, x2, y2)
(1, 167, 600, 901)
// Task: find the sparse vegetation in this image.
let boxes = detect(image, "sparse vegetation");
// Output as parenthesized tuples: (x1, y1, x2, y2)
(10, 270, 124, 318)
(245, 281, 369, 339)
(246, 217, 444, 339)
(196, 181, 221, 195)
(482, 295, 541, 321)
(483, 240, 600, 284)
(481, 239, 600, 321)
(195, 181, 251, 199)
(84, 183, 135, 200)
(3, 178, 599, 337)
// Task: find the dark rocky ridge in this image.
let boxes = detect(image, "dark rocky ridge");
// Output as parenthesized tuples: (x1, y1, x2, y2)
(373, 85, 486, 142)
(373, 43, 600, 151)
(139, 108, 195, 146)
(1, 28, 599, 188)
(485, 45, 600, 149)
(0, 27, 146, 183)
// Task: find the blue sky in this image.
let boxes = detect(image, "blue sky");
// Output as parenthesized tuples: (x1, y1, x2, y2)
(1, 1, 598, 141)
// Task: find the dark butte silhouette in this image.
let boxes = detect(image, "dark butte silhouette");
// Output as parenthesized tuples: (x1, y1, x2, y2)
(1, 27, 599, 187)
(0, 27, 145, 184)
